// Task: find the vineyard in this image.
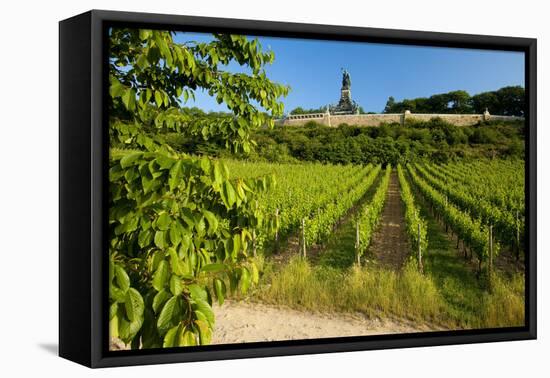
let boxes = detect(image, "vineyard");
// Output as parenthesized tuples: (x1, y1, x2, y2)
(217, 158, 525, 329)
(106, 28, 526, 350)
(110, 149, 526, 348)
(109, 150, 526, 349)
(218, 159, 524, 271)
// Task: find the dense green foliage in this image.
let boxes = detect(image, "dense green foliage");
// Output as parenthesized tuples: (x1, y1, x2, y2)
(108, 28, 288, 348)
(161, 115, 524, 166)
(246, 120, 522, 165)
(383, 86, 525, 116)
(290, 105, 368, 115)
(289, 106, 326, 115)
(155, 106, 525, 167)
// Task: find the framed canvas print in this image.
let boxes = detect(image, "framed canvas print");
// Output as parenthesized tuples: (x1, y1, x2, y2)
(59, 10, 536, 368)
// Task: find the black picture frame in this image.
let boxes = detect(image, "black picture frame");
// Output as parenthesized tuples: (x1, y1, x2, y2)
(59, 9, 537, 368)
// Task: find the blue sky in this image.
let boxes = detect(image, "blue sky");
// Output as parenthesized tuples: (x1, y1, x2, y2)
(173, 32, 525, 114)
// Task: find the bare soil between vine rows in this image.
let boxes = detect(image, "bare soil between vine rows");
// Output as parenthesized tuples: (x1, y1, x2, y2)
(367, 171, 410, 269)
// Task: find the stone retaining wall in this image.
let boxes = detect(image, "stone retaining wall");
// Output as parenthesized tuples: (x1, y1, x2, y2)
(279, 112, 523, 127)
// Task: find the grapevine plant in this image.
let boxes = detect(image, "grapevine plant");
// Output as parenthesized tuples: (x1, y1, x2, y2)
(108, 28, 288, 349)
(397, 165, 428, 265)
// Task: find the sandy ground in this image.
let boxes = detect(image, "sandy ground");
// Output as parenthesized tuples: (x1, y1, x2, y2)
(211, 301, 435, 345)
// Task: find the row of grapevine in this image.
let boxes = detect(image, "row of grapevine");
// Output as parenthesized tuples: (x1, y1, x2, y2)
(397, 165, 428, 269)
(224, 160, 373, 240)
(304, 165, 382, 246)
(414, 163, 523, 255)
(428, 161, 525, 214)
(354, 165, 392, 264)
(424, 162, 525, 253)
(407, 164, 498, 271)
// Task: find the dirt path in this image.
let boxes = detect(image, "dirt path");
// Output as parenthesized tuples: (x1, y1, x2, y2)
(367, 170, 410, 269)
(212, 301, 434, 345)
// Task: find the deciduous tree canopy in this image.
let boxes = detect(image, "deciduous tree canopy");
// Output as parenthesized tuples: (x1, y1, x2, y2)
(382, 86, 524, 116)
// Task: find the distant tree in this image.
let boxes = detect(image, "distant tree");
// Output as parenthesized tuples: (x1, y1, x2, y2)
(290, 106, 305, 115)
(384, 86, 524, 116)
(471, 86, 524, 116)
(412, 97, 430, 113)
(290, 106, 325, 115)
(447, 90, 472, 113)
(496, 86, 525, 116)
(426, 93, 450, 113)
(402, 99, 417, 112)
(471, 91, 499, 114)
(383, 96, 396, 113)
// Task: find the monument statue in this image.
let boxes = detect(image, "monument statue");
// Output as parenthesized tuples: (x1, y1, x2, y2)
(342, 69, 351, 90)
(329, 68, 359, 114)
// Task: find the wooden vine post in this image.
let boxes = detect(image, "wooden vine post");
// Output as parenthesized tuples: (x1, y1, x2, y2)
(418, 222, 423, 273)
(355, 221, 361, 266)
(444, 195, 448, 233)
(301, 218, 306, 259)
(489, 224, 493, 275)
(275, 208, 279, 242)
(516, 209, 520, 260)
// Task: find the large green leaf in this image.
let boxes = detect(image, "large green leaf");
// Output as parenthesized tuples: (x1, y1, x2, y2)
(193, 299, 215, 327)
(168, 160, 183, 191)
(154, 230, 167, 249)
(223, 181, 237, 207)
(187, 283, 208, 302)
(138, 228, 153, 248)
(124, 288, 145, 322)
(195, 320, 212, 345)
(155, 212, 171, 231)
(162, 324, 181, 348)
(121, 88, 136, 110)
(152, 260, 169, 291)
(152, 289, 172, 314)
(154, 90, 164, 108)
(157, 295, 182, 334)
(109, 302, 118, 320)
(202, 210, 218, 235)
(114, 266, 130, 292)
(120, 152, 143, 169)
(201, 263, 225, 273)
(213, 278, 226, 306)
(169, 224, 182, 247)
(239, 267, 251, 295)
(118, 316, 143, 342)
(169, 275, 183, 296)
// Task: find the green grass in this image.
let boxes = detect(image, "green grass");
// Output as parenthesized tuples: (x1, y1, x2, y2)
(254, 256, 446, 323)
(315, 220, 357, 269)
